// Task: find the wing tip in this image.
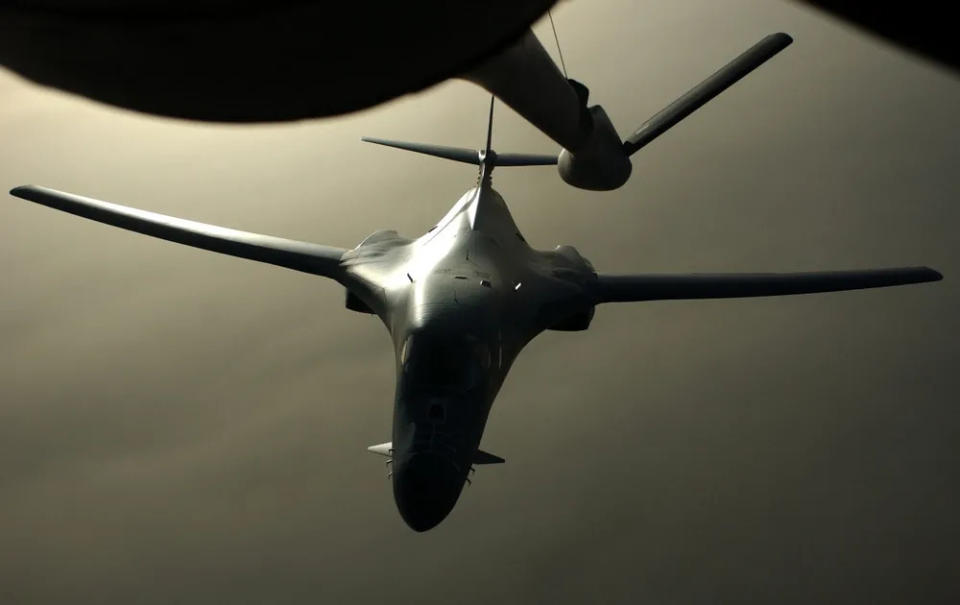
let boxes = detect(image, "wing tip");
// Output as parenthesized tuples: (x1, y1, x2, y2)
(9, 184, 36, 199)
(771, 32, 794, 46)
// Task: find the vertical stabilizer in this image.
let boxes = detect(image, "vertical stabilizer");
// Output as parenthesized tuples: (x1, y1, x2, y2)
(484, 95, 495, 158)
(479, 96, 496, 186)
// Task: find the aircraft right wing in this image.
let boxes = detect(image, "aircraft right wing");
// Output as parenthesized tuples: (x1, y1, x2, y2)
(593, 268, 942, 303)
(10, 185, 347, 280)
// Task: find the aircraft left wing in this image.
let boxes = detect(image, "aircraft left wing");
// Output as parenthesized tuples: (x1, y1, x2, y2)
(9, 185, 347, 279)
(593, 268, 941, 302)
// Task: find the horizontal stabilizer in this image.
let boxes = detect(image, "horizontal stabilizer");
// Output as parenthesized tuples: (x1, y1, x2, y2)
(9, 185, 346, 279)
(367, 442, 393, 456)
(362, 137, 556, 166)
(362, 137, 480, 164)
(497, 152, 559, 167)
(367, 442, 505, 464)
(471, 450, 505, 464)
(594, 267, 942, 302)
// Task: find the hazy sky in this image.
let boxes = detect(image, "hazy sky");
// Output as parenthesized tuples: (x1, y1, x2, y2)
(2, 1, 958, 603)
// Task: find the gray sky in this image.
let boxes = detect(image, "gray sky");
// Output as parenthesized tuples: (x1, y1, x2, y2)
(2, 1, 958, 603)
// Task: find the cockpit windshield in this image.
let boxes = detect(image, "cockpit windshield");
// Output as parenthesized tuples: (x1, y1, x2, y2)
(401, 331, 491, 391)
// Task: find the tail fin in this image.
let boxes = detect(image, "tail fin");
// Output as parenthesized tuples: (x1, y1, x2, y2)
(361, 137, 557, 166)
(367, 441, 505, 464)
(363, 96, 557, 167)
(484, 95, 494, 159)
(361, 138, 485, 164)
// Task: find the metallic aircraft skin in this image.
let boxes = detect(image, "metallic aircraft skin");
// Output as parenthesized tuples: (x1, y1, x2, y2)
(340, 164, 596, 530)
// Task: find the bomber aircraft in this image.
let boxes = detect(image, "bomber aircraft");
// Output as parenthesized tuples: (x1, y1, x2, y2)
(9, 33, 942, 530)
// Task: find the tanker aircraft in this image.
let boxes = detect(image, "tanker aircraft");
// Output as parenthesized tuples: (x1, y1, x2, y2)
(9, 33, 941, 530)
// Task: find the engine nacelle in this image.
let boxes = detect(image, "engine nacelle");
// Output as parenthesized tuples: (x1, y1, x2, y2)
(345, 288, 375, 314)
(548, 306, 595, 331)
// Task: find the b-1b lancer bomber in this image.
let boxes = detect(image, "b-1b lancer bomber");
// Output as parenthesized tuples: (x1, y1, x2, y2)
(9, 33, 941, 531)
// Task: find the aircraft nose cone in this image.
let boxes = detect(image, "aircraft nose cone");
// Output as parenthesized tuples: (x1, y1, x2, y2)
(393, 452, 465, 532)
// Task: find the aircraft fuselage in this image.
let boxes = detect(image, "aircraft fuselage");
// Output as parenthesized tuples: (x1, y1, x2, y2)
(340, 175, 597, 530)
